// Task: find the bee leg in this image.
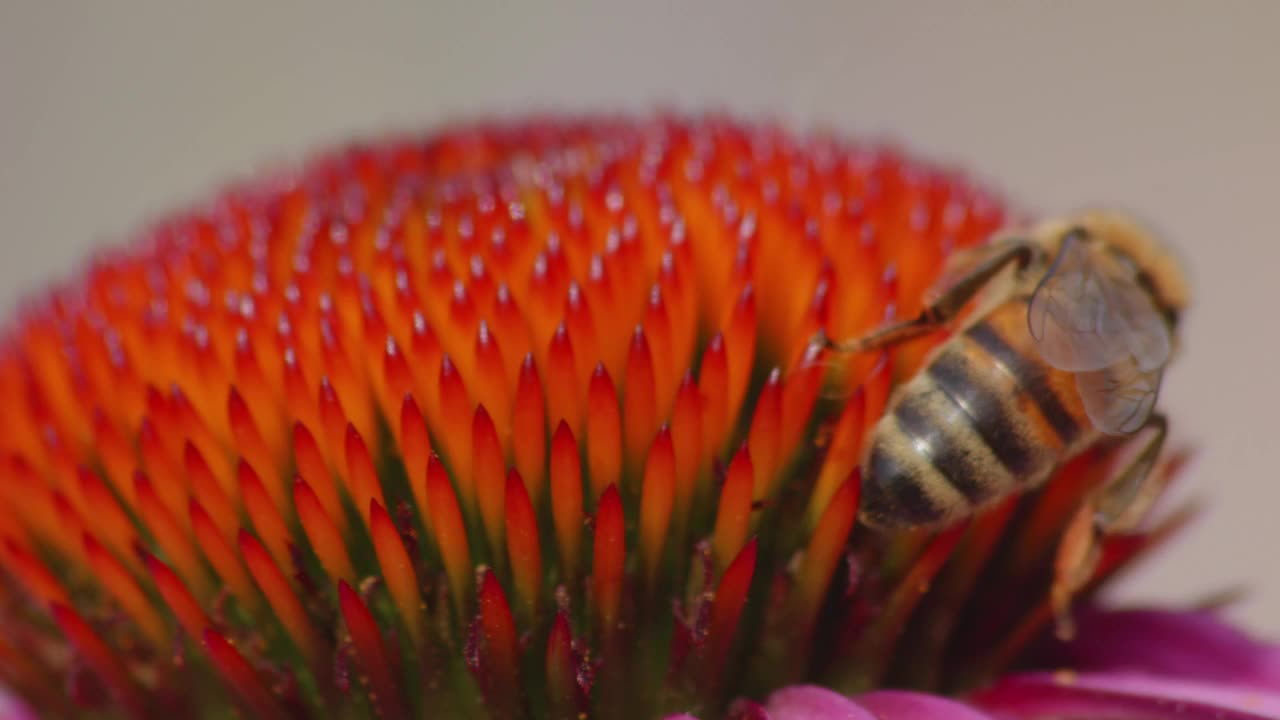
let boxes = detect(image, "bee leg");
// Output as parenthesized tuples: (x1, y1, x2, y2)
(1094, 413, 1169, 532)
(820, 240, 1041, 354)
(1051, 413, 1168, 639)
(1052, 497, 1102, 640)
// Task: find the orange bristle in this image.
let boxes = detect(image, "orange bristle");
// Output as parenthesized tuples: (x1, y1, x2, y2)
(1, 462, 60, 555)
(408, 315, 444, 424)
(134, 473, 209, 599)
(669, 374, 703, 527)
(292, 422, 344, 534)
(585, 362, 622, 503)
(189, 500, 257, 608)
(661, 246, 697, 368)
(359, 303, 399, 426)
(293, 477, 355, 584)
(545, 323, 582, 440)
(477, 569, 519, 706)
(50, 492, 89, 568)
(794, 473, 860, 633)
(338, 580, 410, 720)
(237, 529, 324, 666)
(712, 446, 754, 574)
(549, 421, 584, 581)
(83, 533, 168, 649)
(238, 461, 293, 572)
(369, 499, 424, 645)
(437, 355, 473, 488)
(283, 348, 322, 442)
(344, 424, 386, 534)
(806, 387, 867, 530)
(90, 411, 138, 505)
(138, 419, 188, 529)
(564, 282, 600, 398)
(185, 442, 240, 543)
(639, 427, 676, 584)
(746, 368, 782, 500)
(473, 324, 512, 448)
(545, 611, 581, 716)
(642, 287, 677, 418)
(143, 553, 210, 644)
(592, 485, 625, 632)
(228, 388, 286, 515)
(697, 333, 730, 459)
(2, 539, 68, 607)
(704, 537, 757, 680)
(493, 288, 532, 395)
(144, 385, 180, 457)
(382, 337, 413, 420)
(723, 287, 757, 434)
(397, 395, 432, 526)
(511, 354, 547, 509)
(426, 454, 472, 617)
(445, 282, 479, 366)
(504, 470, 542, 620)
(622, 327, 657, 481)
(317, 376, 353, 473)
(472, 405, 507, 559)
(76, 467, 139, 574)
(168, 384, 229, 484)
(584, 256, 623, 380)
(779, 344, 824, 462)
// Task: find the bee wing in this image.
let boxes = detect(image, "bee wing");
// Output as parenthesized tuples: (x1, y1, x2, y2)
(1028, 232, 1172, 373)
(1075, 356, 1163, 436)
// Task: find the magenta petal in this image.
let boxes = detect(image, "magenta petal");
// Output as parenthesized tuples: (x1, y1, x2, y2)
(0, 688, 36, 720)
(857, 689, 994, 719)
(764, 685, 877, 720)
(972, 671, 1280, 719)
(1052, 608, 1280, 688)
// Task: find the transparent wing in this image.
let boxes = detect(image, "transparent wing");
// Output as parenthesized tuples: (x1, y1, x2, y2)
(1075, 356, 1163, 435)
(1027, 232, 1172, 373)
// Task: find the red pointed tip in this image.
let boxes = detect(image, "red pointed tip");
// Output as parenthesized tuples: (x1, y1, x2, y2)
(707, 536, 758, 671)
(477, 569, 519, 690)
(593, 485, 626, 630)
(545, 610, 579, 711)
(203, 627, 288, 720)
(236, 527, 255, 553)
(51, 603, 146, 715)
(504, 469, 542, 616)
(713, 446, 754, 572)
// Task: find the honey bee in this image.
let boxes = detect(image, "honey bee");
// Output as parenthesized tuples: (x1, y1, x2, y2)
(820, 212, 1189, 532)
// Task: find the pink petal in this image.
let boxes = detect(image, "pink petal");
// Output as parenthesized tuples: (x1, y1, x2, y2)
(764, 685, 878, 720)
(1050, 607, 1280, 688)
(972, 671, 1280, 719)
(857, 689, 994, 719)
(0, 688, 36, 720)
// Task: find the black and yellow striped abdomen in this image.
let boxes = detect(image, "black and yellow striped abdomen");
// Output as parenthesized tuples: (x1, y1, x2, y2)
(859, 299, 1096, 528)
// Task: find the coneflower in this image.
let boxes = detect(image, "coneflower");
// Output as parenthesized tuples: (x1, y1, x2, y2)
(0, 115, 1272, 719)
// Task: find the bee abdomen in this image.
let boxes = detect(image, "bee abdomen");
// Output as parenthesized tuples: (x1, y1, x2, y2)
(926, 344, 1046, 483)
(860, 371, 1018, 528)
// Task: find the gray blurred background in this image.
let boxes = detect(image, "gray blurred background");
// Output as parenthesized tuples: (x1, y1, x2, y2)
(2, 1, 1277, 630)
